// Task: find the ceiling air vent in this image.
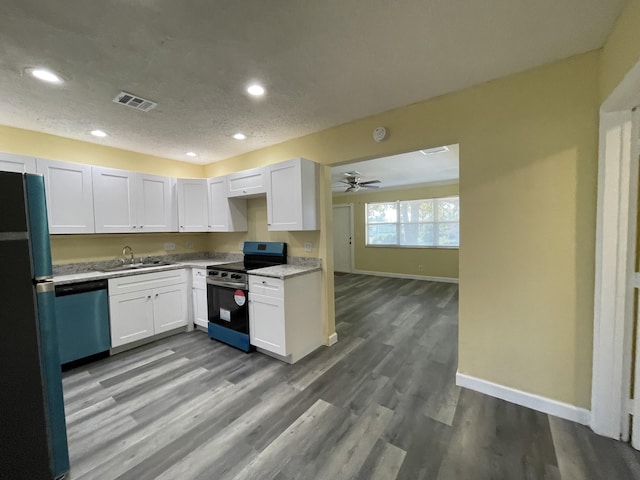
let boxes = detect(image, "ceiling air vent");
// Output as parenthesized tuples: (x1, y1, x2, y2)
(112, 91, 157, 112)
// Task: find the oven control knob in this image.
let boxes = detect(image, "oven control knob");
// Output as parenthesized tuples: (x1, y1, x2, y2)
(209, 271, 218, 276)
(231, 274, 240, 279)
(221, 272, 228, 277)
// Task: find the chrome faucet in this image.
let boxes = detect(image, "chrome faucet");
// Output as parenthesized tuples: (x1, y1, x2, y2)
(122, 245, 134, 264)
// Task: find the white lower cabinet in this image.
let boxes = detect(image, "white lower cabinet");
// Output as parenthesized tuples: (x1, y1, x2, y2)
(192, 268, 208, 328)
(249, 292, 286, 356)
(109, 290, 155, 346)
(109, 269, 188, 348)
(248, 271, 322, 363)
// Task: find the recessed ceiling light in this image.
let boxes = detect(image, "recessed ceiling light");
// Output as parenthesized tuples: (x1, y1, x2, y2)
(247, 84, 265, 96)
(28, 67, 64, 84)
(233, 133, 247, 140)
(90, 129, 108, 138)
(186, 152, 198, 157)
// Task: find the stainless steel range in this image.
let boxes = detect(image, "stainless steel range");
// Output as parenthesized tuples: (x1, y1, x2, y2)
(206, 242, 287, 352)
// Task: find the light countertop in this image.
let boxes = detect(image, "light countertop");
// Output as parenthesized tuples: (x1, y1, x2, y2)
(53, 260, 231, 285)
(247, 264, 322, 280)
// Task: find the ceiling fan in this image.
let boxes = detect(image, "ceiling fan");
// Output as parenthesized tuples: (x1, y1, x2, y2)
(335, 171, 381, 192)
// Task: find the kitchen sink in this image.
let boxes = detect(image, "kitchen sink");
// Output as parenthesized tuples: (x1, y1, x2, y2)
(99, 261, 175, 273)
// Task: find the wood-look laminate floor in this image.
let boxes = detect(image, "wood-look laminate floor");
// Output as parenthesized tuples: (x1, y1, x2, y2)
(63, 274, 640, 480)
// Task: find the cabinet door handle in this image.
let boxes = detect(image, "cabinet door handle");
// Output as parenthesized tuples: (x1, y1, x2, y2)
(139, 225, 143, 229)
(155, 293, 159, 298)
(262, 280, 266, 284)
(147, 295, 151, 299)
(132, 225, 137, 229)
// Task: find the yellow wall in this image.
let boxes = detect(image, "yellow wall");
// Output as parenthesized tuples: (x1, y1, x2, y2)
(0, 125, 206, 263)
(212, 51, 600, 408)
(51, 233, 209, 264)
(0, 49, 604, 408)
(333, 183, 459, 279)
(600, 0, 640, 102)
(209, 196, 321, 258)
(0, 125, 204, 177)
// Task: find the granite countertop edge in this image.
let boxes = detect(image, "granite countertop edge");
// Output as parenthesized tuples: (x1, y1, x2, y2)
(246, 265, 322, 280)
(53, 260, 322, 285)
(53, 261, 231, 285)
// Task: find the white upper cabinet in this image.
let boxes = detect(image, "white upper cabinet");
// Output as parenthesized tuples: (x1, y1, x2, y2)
(92, 167, 137, 233)
(266, 158, 319, 231)
(226, 167, 266, 197)
(137, 174, 177, 232)
(208, 176, 248, 232)
(177, 178, 209, 232)
(0, 152, 36, 173)
(93, 168, 176, 233)
(36, 159, 95, 234)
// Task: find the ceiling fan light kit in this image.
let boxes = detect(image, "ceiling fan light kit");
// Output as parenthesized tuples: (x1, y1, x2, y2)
(337, 174, 382, 193)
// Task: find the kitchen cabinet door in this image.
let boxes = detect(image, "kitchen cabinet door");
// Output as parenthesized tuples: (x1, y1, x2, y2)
(193, 286, 208, 328)
(153, 283, 188, 334)
(137, 174, 177, 232)
(36, 159, 95, 234)
(0, 152, 36, 173)
(266, 158, 319, 231)
(177, 178, 209, 232)
(226, 167, 265, 197)
(109, 290, 155, 347)
(249, 292, 286, 356)
(92, 166, 137, 233)
(208, 176, 248, 232)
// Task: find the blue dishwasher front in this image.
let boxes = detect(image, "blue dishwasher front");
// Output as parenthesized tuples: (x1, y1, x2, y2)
(54, 280, 110, 365)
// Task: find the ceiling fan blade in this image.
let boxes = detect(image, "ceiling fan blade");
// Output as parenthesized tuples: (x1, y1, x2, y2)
(359, 180, 381, 185)
(361, 184, 380, 189)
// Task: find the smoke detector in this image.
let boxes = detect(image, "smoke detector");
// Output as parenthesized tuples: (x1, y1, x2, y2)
(112, 91, 157, 112)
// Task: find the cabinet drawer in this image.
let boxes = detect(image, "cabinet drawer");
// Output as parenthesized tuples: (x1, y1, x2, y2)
(227, 167, 265, 197)
(249, 275, 284, 297)
(109, 269, 187, 296)
(192, 268, 207, 288)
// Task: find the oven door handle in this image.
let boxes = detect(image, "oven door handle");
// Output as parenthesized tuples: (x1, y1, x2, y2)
(206, 279, 247, 289)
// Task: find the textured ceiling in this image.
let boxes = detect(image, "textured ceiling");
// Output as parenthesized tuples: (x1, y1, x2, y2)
(0, 0, 625, 165)
(332, 144, 459, 193)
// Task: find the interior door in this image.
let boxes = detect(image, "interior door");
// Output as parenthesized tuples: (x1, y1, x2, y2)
(333, 204, 352, 273)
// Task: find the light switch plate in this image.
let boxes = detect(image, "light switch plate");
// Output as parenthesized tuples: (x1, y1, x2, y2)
(304, 242, 312, 252)
(164, 242, 176, 251)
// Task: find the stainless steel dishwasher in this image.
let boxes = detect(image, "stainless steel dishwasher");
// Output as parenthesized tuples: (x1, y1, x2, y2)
(54, 280, 110, 365)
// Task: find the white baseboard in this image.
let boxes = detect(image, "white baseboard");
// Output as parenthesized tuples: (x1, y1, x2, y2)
(456, 372, 591, 425)
(352, 269, 458, 284)
(328, 332, 338, 346)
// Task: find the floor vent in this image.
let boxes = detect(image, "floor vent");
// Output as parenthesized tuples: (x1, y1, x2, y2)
(112, 91, 157, 112)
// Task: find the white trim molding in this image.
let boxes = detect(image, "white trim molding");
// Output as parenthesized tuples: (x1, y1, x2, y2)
(328, 332, 338, 346)
(352, 269, 458, 284)
(456, 372, 591, 426)
(591, 109, 637, 440)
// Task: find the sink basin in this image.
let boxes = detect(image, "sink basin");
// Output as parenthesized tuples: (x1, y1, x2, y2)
(99, 261, 175, 273)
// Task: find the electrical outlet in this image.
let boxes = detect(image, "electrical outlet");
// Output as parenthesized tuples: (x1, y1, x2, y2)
(418, 264, 423, 272)
(238, 241, 244, 250)
(304, 242, 313, 252)
(185, 241, 194, 249)
(164, 242, 176, 251)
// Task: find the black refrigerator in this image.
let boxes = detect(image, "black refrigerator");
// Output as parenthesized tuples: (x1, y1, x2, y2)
(0, 171, 70, 479)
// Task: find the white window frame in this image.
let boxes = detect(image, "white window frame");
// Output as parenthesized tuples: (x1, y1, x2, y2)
(365, 196, 459, 248)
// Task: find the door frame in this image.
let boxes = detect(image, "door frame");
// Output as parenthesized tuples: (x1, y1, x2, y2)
(592, 57, 640, 440)
(332, 203, 354, 273)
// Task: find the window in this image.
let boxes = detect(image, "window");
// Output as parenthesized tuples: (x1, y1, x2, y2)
(366, 196, 459, 247)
